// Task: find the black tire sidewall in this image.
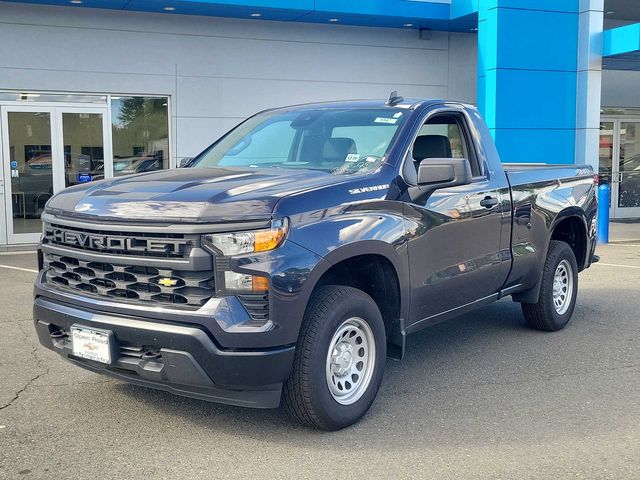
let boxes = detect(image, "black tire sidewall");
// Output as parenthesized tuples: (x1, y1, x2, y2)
(542, 242, 579, 330)
(306, 287, 386, 430)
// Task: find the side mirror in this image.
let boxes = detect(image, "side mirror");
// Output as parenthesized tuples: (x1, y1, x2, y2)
(417, 157, 472, 190)
(178, 157, 193, 168)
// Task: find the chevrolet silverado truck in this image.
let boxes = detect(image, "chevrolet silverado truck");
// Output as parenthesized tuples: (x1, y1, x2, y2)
(34, 97, 598, 430)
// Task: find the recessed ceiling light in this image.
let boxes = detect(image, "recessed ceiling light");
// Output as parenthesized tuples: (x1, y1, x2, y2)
(250, 12, 262, 17)
(69, 0, 82, 4)
(404, 23, 414, 27)
(328, 18, 339, 22)
(163, 6, 176, 11)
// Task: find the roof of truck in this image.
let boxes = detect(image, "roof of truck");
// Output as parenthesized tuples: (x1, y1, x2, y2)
(267, 98, 458, 112)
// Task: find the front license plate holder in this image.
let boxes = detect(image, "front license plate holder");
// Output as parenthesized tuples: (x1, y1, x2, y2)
(70, 325, 117, 365)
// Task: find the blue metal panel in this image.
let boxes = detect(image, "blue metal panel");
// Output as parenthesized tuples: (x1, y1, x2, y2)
(3, 0, 129, 8)
(293, 13, 452, 30)
(450, 0, 478, 19)
(126, 0, 309, 21)
(478, 0, 581, 165)
(477, 7, 496, 75)
(491, 129, 576, 164)
(2, 0, 482, 31)
(603, 23, 640, 57)
(491, 70, 577, 130)
(488, 8, 578, 72)
(315, 0, 449, 20)
(2, 0, 463, 29)
(479, 0, 579, 13)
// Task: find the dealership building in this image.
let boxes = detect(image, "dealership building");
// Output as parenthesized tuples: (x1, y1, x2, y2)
(0, 0, 639, 247)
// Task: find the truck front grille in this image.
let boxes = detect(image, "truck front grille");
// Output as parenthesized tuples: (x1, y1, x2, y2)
(42, 223, 192, 258)
(43, 252, 214, 308)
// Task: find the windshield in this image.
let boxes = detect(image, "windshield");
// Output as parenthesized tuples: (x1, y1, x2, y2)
(191, 107, 407, 174)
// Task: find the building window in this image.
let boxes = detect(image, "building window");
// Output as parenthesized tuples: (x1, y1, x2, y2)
(111, 96, 169, 176)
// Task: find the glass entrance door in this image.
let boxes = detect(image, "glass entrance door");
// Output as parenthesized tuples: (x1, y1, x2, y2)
(616, 121, 640, 217)
(61, 109, 111, 189)
(599, 118, 640, 219)
(1, 107, 57, 244)
(1, 106, 110, 244)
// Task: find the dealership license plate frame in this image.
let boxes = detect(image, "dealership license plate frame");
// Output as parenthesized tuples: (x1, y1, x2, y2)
(70, 325, 116, 364)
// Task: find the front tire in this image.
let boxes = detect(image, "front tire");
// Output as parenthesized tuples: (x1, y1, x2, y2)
(283, 285, 386, 431)
(522, 240, 579, 331)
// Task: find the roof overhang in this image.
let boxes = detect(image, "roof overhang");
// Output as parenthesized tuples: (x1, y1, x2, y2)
(603, 23, 640, 71)
(3, 0, 479, 32)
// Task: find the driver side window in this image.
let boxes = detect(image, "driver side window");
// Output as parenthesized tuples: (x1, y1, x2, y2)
(411, 114, 481, 177)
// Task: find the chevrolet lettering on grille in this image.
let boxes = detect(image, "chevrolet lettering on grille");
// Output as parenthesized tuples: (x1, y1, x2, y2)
(44, 226, 189, 255)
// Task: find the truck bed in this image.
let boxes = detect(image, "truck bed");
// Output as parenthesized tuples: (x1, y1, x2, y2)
(501, 163, 597, 301)
(503, 163, 595, 187)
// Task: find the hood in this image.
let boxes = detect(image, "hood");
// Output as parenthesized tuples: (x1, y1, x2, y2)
(45, 167, 341, 223)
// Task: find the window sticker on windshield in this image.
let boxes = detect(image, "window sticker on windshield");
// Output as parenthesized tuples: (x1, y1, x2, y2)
(374, 117, 398, 124)
(345, 154, 360, 162)
(393, 112, 403, 118)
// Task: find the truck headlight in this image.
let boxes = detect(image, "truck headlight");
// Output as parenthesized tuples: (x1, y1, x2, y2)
(201, 218, 289, 257)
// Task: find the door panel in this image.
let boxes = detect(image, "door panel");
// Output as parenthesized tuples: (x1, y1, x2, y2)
(403, 108, 510, 329)
(404, 181, 507, 325)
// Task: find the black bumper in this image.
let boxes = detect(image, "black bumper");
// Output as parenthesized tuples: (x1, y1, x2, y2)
(34, 297, 295, 409)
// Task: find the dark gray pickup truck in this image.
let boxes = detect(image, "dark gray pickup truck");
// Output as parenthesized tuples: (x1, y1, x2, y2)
(34, 97, 597, 430)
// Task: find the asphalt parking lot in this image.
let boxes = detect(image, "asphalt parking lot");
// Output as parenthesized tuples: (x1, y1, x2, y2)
(1, 243, 639, 479)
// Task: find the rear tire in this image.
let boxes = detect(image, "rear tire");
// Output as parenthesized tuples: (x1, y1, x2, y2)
(283, 285, 386, 431)
(522, 240, 578, 331)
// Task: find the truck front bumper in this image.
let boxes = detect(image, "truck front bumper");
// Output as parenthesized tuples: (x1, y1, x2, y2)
(34, 297, 295, 409)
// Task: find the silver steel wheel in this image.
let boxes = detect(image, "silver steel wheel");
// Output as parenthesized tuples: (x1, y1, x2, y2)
(552, 259, 574, 315)
(325, 317, 376, 405)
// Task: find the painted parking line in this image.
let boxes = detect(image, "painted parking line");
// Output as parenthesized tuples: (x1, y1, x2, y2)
(0, 264, 38, 273)
(594, 262, 640, 270)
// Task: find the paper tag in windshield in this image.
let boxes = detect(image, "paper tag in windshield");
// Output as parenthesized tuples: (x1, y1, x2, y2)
(345, 154, 360, 162)
(374, 117, 398, 124)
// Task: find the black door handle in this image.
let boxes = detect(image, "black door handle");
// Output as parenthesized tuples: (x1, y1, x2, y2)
(480, 196, 499, 208)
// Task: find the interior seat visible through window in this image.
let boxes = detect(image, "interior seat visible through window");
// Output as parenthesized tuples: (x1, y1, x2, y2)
(407, 113, 482, 179)
(321, 137, 357, 163)
(412, 135, 452, 162)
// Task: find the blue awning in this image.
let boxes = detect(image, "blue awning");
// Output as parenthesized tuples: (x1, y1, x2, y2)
(3, 0, 478, 31)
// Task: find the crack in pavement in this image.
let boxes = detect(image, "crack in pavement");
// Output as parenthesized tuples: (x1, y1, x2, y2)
(29, 379, 115, 388)
(0, 323, 51, 412)
(0, 317, 33, 325)
(0, 367, 50, 412)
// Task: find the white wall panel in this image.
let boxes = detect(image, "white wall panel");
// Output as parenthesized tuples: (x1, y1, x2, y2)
(602, 70, 640, 108)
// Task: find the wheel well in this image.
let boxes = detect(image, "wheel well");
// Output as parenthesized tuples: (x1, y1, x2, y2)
(314, 254, 402, 345)
(551, 216, 587, 271)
